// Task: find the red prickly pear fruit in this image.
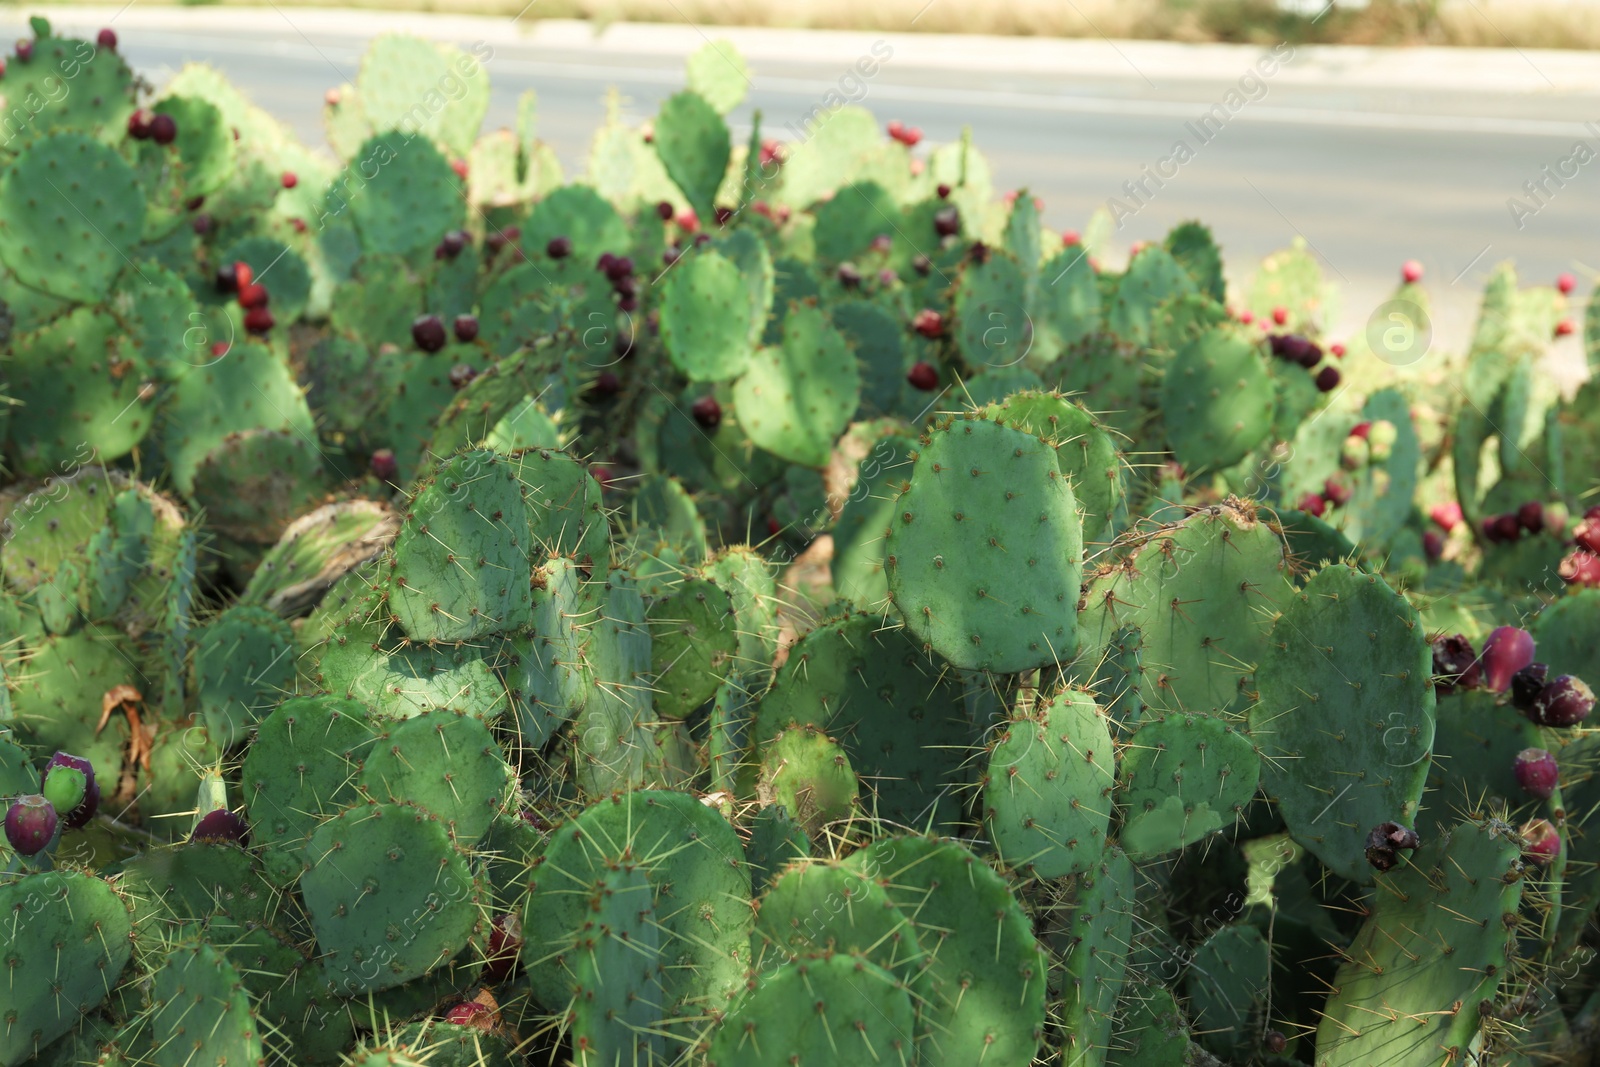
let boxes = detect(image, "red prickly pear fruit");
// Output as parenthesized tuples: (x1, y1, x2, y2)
(281, 171, 297, 189)
(191, 809, 249, 844)
(1479, 626, 1536, 693)
(15, 39, 33, 63)
(1401, 259, 1424, 283)
(1558, 272, 1577, 294)
(1322, 478, 1351, 507)
(482, 911, 523, 984)
(677, 208, 699, 232)
(1560, 549, 1600, 587)
(1348, 421, 1372, 440)
(1062, 230, 1081, 246)
(759, 138, 784, 167)
(210, 341, 230, 357)
(1238, 310, 1255, 324)
(1423, 529, 1444, 561)
(589, 464, 612, 490)
(1429, 501, 1462, 531)
(243, 307, 274, 335)
(237, 283, 268, 310)
(1556, 319, 1576, 337)
(453, 314, 479, 343)
(936, 182, 952, 199)
(767, 516, 782, 537)
(450, 158, 469, 180)
(1296, 492, 1326, 518)
(369, 449, 398, 483)
(127, 109, 152, 139)
(913, 309, 944, 339)
(546, 235, 572, 260)
(149, 112, 177, 145)
(1490, 513, 1521, 543)
(691, 395, 722, 430)
(656, 200, 675, 221)
(1271, 305, 1288, 326)
(1514, 748, 1560, 799)
(933, 206, 960, 237)
(43, 752, 99, 829)
(1314, 366, 1341, 392)
(234, 261, 254, 289)
(1573, 518, 1600, 554)
(325, 87, 341, 106)
(97, 28, 117, 51)
(870, 234, 892, 254)
(1431, 633, 1481, 694)
(1530, 674, 1594, 727)
(448, 364, 478, 391)
(291, 219, 306, 236)
(714, 206, 734, 226)
(1510, 662, 1549, 713)
(1330, 342, 1346, 357)
(907, 361, 939, 392)
(590, 371, 621, 398)
(443, 1001, 493, 1028)
(0, 58, 7, 78)
(1520, 818, 1561, 866)
(5, 795, 57, 856)
(1518, 501, 1545, 534)
(412, 315, 446, 353)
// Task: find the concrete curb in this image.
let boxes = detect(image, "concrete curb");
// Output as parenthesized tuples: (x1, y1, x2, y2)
(9, 5, 1600, 94)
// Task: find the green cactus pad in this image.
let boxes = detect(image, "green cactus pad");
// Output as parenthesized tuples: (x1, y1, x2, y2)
(831, 299, 909, 418)
(660, 248, 757, 381)
(1118, 714, 1260, 857)
(10, 630, 136, 790)
(240, 499, 397, 616)
(344, 131, 467, 260)
(733, 303, 861, 468)
(1251, 563, 1436, 882)
(1164, 220, 1226, 302)
(654, 90, 730, 221)
(746, 803, 811, 891)
(1185, 923, 1271, 1059)
(1106, 986, 1189, 1067)
(510, 447, 610, 571)
(709, 228, 775, 348)
(1315, 820, 1521, 1067)
(243, 694, 377, 884)
(8, 306, 153, 476)
(844, 835, 1047, 1067)
(647, 577, 737, 719)
(1249, 238, 1327, 333)
(572, 570, 655, 795)
(0, 870, 133, 1065)
(316, 617, 512, 722)
(360, 708, 510, 846)
(356, 35, 489, 160)
(386, 448, 533, 642)
(1034, 244, 1102, 363)
(984, 688, 1113, 877)
(1059, 846, 1136, 1067)
(686, 39, 750, 114)
(500, 558, 595, 750)
(149, 938, 265, 1067)
(705, 953, 916, 1067)
(300, 801, 482, 995)
(885, 413, 1083, 673)
(987, 390, 1127, 543)
(518, 184, 630, 269)
(1161, 326, 1275, 473)
(565, 863, 667, 1066)
(190, 602, 297, 748)
(758, 723, 858, 836)
(956, 250, 1035, 372)
(0, 133, 143, 302)
(755, 859, 929, 990)
(1110, 247, 1197, 345)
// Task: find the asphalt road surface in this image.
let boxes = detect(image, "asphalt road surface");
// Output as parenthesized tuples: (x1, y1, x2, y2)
(13, 8, 1600, 351)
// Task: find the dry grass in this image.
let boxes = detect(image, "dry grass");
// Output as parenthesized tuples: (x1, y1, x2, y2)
(141, 0, 1600, 49)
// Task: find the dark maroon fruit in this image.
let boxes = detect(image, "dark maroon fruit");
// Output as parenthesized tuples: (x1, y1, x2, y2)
(837, 263, 862, 289)
(663, 245, 681, 266)
(546, 235, 572, 259)
(618, 295, 638, 313)
(694, 233, 711, 247)
(1492, 513, 1522, 543)
(936, 182, 951, 199)
(907, 361, 939, 392)
(714, 206, 733, 225)
(912, 254, 931, 276)
(1518, 501, 1545, 534)
(237, 283, 268, 310)
(933, 206, 960, 237)
(605, 256, 634, 282)
(191, 808, 249, 844)
(1364, 820, 1420, 872)
(448, 363, 479, 390)
(1431, 633, 1480, 694)
(614, 274, 637, 299)
(656, 200, 675, 221)
(412, 314, 446, 353)
(1423, 529, 1444, 561)
(597, 252, 617, 273)
(1514, 748, 1559, 799)
(15, 39, 33, 63)
(192, 213, 212, 235)
(483, 911, 523, 984)
(1323, 477, 1351, 507)
(1530, 674, 1594, 727)
(97, 28, 117, 51)
(590, 371, 621, 397)
(1479, 625, 1535, 693)
(969, 240, 990, 264)
(127, 109, 151, 140)
(43, 752, 99, 829)
(243, 307, 274, 335)
(1510, 662, 1549, 712)
(1264, 1031, 1287, 1055)
(691, 395, 722, 430)
(439, 229, 467, 259)
(369, 449, 399, 482)
(453, 314, 479, 343)
(5, 795, 56, 856)
(149, 112, 177, 145)
(1314, 365, 1341, 392)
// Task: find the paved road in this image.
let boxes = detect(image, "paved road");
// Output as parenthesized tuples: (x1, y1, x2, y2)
(11, 7, 1600, 350)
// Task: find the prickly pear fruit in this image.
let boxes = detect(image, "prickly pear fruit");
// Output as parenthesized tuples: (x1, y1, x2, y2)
(1364, 821, 1420, 872)
(5, 795, 57, 856)
(907, 361, 938, 391)
(1511, 663, 1549, 713)
(1521, 818, 1561, 866)
(1479, 626, 1535, 693)
(1431, 633, 1481, 694)
(1529, 674, 1594, 727)
(192, 809, 249, 843)
(41, 763, 86, 819)
(1514, 748, 1559, 799)
(412, 314, 446, 353)
(43, 752, 99, 828)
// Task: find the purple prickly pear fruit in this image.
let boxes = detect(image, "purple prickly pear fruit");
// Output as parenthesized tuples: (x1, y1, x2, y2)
(1561, 549, 1600, 587)
(369, 449, 398, 483)
(1479, 626, 1535, 693)
(96, 28, 117, 51)
(605, 256, 634, 283)
(662, 245, 681, 266)
(149, 112, 177, 145)
(1518, 501, 1545, 534)
(1530, 675, 1594, 727)
(655, 200, 675, 221)
(1431, 633, 1481, 694)
(1297, 492, 1326, 518)
(452, 314, 479, 343)
(191, 809, 249, 844)
(1423, 530, 1444, 561)
(618, 294, 638, 312)
(1323, 477, 1351, 507)
(412, 314, 446, 353)
(933, 206, 960, 237)
(444, 1001, 493, 1028)
(1314, 365, 1341, 392)
(546, 235, 571, 260)
(1264, 1031, 1287, 1055)
(1364, 821, 1420, 872)
(43, 752, 99, 828)
(837, 263, 862, 289)
(590, 371, 621, 398)
(448, 364, 478, 391)
(15, 39, 32, 63)
(691, 395, 722, 429)
(1511, 663, 1550, 713)
(5, 795, 57, 856)
(912, 254, 931, 276)
(482, 911, 523, 984)
(1521, 818, 1561, 866)
(1514, 748, 1559, 799)
(127, 109, 152, 140)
